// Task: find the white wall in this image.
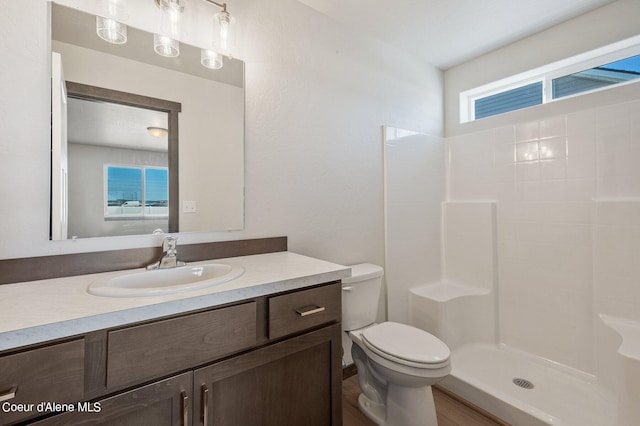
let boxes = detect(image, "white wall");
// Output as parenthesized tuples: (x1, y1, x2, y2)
(384, 127, 444, 324)
(0, 0, 443, 267)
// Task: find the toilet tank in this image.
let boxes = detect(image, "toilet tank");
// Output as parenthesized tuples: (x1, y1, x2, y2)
(342, 263, 384, 331)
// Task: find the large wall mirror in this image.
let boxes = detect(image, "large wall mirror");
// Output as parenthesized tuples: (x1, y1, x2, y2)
(50, 3, 245, 240)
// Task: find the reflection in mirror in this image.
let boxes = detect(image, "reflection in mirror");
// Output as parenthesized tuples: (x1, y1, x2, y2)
(60, 82, 181, 239)
(50, 3, 245, 240)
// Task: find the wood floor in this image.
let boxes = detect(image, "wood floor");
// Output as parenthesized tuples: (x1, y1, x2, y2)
(343, 374, 508, 426)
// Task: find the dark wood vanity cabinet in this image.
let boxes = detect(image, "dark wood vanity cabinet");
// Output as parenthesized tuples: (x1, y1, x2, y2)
(194, 324, 341, 426)
(31, 372, 193, 426)
(0, 281, 342, 426)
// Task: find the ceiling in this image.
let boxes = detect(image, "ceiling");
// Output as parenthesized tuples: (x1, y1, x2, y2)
(297, 0, 617, 69)
(67, 97, 168, 152)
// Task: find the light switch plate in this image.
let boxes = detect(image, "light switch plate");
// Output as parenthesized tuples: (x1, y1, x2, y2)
(183, 200, 197, 213)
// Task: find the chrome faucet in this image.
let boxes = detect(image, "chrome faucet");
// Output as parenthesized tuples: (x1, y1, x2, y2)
(147, 236, 187, 270)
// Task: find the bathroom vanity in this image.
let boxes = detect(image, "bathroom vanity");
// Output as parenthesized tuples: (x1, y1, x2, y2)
(0, 249, 348, 425)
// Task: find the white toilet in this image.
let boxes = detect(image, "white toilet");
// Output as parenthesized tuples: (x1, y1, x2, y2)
(342, 264, 451, 426)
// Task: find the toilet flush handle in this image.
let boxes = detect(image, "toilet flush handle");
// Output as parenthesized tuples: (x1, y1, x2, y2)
(342, 286, 353, 292)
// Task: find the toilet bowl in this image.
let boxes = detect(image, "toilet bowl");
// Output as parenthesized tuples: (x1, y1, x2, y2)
(342, 264, 451, 425)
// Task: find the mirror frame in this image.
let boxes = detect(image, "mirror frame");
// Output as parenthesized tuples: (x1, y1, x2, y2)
(63, 81, 182, 234)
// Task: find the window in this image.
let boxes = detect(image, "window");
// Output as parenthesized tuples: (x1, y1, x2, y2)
(552, 55, 640, 99)
(105, 165, 168, 218)
(475, 81, 543, 120)
(460, 36, 640, 122)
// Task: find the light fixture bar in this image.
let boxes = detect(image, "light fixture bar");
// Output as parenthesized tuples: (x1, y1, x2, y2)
(202, 0, 227, 12)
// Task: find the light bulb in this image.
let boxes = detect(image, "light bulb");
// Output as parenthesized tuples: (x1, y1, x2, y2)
(96, 16, 127, 44)
(154, 34, 180, 57)
(156, 0, 185, 37)
(201, 49, 223, 70)
(212, 11, 236, 57)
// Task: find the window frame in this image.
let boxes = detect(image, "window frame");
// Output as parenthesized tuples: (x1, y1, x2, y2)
(460, 35, 640, 123)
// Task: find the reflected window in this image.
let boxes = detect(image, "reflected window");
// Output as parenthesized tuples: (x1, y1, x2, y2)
(105, 165, 168, 218)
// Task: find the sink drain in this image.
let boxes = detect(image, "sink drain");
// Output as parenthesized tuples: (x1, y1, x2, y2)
(513, 378, 534, 389)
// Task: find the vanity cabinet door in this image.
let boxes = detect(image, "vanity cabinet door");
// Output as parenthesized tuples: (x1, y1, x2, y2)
(194, 323, 343, 426)
(30, 372, 193, 426)
(0, 339, 84, 425)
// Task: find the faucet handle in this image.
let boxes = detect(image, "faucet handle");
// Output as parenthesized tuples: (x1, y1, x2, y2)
(162, 236, 177, 252)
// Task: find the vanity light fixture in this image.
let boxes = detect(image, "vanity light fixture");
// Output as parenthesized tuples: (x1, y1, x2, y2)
(155, 0, 185, 35)
(95, 0, 235, 69)
(147, 126, 169, 137)
(96, 0, 129, 44)
(208, 1, 236, 58)
(201, 49, 223, 69)
(154, 34, 180, 57)
(153, 0, 236, 68)
(154, 0, 184, 57)
(96, 16, 128, 44)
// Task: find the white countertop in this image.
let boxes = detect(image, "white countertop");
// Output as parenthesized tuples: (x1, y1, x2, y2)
(0, 251, 350, 351)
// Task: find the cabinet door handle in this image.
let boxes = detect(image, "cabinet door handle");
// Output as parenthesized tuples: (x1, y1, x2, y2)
(295, 305, 325, 317)
(201, 384, 209, 426)
(181, 391, 188, 426)
(0, 386, 17, 402)
(342, 285, 354, 291)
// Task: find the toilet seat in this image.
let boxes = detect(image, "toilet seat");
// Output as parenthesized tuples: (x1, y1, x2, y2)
(362, 322, 450, 369)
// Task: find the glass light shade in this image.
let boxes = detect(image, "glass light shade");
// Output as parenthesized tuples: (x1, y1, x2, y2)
(96, 16, 127, 44)
(147, 127, 168, 138)
(211, 11, 236, 57)
(156, 0, 185, 37)
(98, 0, 129, 21)
(156, 0, 185, 14)
(201, 49, 223, 70)
(154, 34, 180, 57)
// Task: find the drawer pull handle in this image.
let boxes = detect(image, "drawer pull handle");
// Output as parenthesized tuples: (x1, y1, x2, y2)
(0, 386, 17, 402)
(342, 286, 353, 292)
(296, 305, 325, 317)
(202, 385, 209, 426)
(181, 391, 188, 426)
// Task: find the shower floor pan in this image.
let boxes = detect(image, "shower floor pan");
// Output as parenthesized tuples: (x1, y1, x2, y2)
(442, 343, 617, 426)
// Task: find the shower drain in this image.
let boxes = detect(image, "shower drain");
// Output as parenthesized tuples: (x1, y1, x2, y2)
(512, 378, 535, 389)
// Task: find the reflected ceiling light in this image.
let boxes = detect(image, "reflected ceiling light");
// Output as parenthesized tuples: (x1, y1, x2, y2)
(96, 16, 128, 44)
(147, 126, 169, 137)
(154, 34, 180, 57)
(95, 0, 128, 44)
(201, 49, 223, 69)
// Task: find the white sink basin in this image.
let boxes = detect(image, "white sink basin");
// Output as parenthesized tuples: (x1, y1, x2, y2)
(87, 263, 245, 297)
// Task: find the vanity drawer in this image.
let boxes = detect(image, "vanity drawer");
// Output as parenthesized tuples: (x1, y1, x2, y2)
(268, 283, 341, 340)
(106, 302, 257, 389)
(0, 339, 85, 425)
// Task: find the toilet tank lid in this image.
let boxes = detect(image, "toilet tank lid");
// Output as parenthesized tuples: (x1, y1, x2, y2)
(342, 263, 384, 284)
